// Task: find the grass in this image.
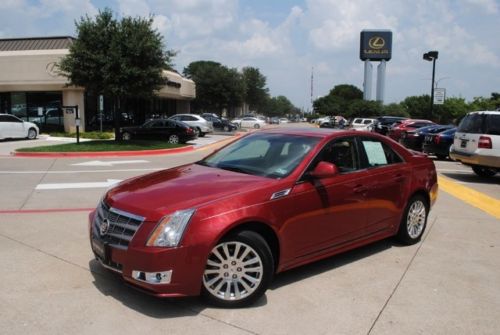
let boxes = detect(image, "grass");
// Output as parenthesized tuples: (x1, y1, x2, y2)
(16, 140, 186, 152)
(45, 131, 115, 140)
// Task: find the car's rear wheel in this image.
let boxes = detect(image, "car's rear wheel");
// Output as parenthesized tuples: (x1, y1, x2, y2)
(472, 166, 497, 177)
(254, 124, 260, 129)
(168, 134, 179, 144)
(202, 230, 274, 308)
(435, 154, 447, 160)
(396, 195, 428, 245)
(27, 128, 37, 140)
(223, 125, 229, 132)
(122, 132, 132, 141)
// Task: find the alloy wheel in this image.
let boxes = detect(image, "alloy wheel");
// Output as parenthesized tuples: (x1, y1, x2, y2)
(168, 134, 179, 144)
(203, 241, 263, 301)
(407, 200, 426, 239)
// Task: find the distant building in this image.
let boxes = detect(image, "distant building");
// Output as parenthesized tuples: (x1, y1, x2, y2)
(0, 36, 195, 132)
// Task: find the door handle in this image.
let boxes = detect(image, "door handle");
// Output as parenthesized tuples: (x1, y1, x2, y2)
(353, 185, 368, 194)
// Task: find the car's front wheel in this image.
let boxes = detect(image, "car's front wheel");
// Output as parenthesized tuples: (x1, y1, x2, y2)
(202, 230, 274, 308)
(396, 195, 428, 245)
(254, 124, 260, 129)
(472, 166, 497, 177)
(168, 134, 179, 144)
(27, 128, 37, 140)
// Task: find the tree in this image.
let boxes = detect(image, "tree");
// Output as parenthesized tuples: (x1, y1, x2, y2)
(183, 61, 245, 115)
(262, 96, 295, 117)
(59, 8, 174, 139)
(241, 67, 269, 112)
(347, 100, 383, 118)
(400, 95, 431, 120)
(312, 84, 363, 116)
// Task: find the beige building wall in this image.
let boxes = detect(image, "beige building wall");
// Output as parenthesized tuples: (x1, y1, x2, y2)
(0, 48, 196, 132)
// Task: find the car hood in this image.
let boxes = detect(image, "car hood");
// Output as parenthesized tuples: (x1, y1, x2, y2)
(105, 163, 272, 220)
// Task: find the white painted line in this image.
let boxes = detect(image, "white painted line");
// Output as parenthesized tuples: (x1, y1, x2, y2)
(36, 179, 122, 190)
(71, 160, 149, 167)
(0, 168, 161, 174)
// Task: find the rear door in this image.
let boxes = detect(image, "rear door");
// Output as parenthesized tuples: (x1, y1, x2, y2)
(357, 136, 411, 233)
(4, 114, 25, 138)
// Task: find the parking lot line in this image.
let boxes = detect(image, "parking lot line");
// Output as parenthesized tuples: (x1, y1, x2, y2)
(0, 208, 94, 214)
(438, 175, 500, 219)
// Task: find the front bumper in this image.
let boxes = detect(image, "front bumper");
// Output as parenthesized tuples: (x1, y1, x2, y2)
(449, 148, 500, 168)
(89, 212, 206, 297)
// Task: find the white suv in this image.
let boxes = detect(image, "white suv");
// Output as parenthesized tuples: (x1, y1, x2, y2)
(450, 111, 500, 177)
(350, 118, 376, 131)
(169, 114, 213, 137)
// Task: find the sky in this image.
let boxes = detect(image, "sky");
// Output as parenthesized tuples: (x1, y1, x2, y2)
(1, 0, 499, 110)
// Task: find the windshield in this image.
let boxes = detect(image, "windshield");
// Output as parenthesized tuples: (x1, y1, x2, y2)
(199, 133, 320, 179)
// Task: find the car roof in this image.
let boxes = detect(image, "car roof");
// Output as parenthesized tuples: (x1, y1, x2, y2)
(260, 127, 378, 139)
(466, 110, 500, 115)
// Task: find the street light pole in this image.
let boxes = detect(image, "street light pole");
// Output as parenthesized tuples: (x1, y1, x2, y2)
(423, 51, 439, 120)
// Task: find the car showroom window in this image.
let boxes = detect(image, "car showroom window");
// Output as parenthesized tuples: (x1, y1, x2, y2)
(360, 138, 403, 168)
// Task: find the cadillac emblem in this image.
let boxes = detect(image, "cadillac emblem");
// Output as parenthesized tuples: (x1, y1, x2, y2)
(99, 218, 110, 236)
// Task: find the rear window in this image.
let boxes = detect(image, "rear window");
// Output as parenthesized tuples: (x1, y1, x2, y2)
(458, 114, 484, 133)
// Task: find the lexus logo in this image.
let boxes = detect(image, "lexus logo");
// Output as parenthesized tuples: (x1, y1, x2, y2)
(368, 36, 385, 49)
(99, 219, 110, 236)
(45, 62, 59, 77)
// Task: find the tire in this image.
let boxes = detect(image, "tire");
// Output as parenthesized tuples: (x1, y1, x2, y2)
(27, 128, 37, 140)
(396, 195, 428, 245)
(254, 124, 260, 129)
(199, 130, 206, 137)
(435, 154, 447, 160)
(201, 230, 274, 308)
(223, 125, 230, 132)
(168, 134, 179, 144)
(122, 132, 132, 141)
(472, 166, 497, 177)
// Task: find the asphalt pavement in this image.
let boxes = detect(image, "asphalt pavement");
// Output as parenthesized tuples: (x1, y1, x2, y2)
(0, 125, 499, 335)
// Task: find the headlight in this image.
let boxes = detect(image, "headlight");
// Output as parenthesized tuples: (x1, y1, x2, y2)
(146, 209, 195, 247)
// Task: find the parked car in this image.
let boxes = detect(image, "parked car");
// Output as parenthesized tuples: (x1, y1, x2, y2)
(233, 117, 266, 129)
(201, 114, 237, 132)
(400, 125, 454, 151)
(120, 119, 197, 144)
(279, 118, 289, 124)
(450, 111, 500, 177)
(372, 116, 409, 135)
(169, 114, 213, 137)
(269, 117, 280, 124)
(350, 118, 376, 131)
(422, 127, 457, 159)
(388, 119, 435, 142)
(0, 113, 39, 140)
(90, 128, 438, 307)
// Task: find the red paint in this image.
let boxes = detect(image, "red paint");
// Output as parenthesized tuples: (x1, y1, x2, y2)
(388, 119, 435, 142)
(89, 128, 438, 298)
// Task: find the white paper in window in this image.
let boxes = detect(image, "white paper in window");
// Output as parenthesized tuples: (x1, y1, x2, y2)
(362, 141, 387, 166)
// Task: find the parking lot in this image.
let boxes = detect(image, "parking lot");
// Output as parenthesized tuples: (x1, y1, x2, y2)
(0, 128, 499, 335)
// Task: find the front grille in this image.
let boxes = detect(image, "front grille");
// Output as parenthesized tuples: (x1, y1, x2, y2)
(93, 201, 145, 249)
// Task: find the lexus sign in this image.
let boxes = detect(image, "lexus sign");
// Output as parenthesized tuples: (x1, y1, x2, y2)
(360, 30, 392, 61)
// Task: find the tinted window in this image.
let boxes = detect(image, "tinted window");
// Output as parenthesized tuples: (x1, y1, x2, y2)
(313, 137, 360, 173)
(0, 114, 21, 123)
(485, 115, 500, 135)
(457, 113, 484, 133)
(360, 138, 403, 167)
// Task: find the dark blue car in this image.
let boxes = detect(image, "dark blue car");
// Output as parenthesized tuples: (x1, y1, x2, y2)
(400, 124, 454, 151)
(422, 127, 457, 159)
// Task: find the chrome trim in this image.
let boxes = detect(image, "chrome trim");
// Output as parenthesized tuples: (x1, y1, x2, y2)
(270, 188, 292, 200)
(132, 270, 172, 284)
(109, 207, 145, 222)
(96, 257, 122, 274)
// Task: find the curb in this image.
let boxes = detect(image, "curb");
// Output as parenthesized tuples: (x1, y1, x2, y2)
(12, 145, 195, 158)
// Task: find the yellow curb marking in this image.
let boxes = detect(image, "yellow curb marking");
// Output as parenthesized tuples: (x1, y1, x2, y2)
(438, 175, 500, 219)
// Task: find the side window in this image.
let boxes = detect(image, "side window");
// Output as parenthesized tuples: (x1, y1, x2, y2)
(360, 138, 403, 167)
(485, 115, 500, 135)
(150, 120, 164, 128)
(315, 138, 359, 173)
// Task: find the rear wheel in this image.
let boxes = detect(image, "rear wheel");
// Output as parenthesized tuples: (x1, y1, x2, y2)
(202, 230, 274, 308)
(396, 195, 428, 245)
(27, 128, 37, 140)
(254, 124, 260, 129)
(472, 166, 497, 177)
(168, 134, 179, 144)
(435, 154, 447, 160)
(223, 125, 230, 132)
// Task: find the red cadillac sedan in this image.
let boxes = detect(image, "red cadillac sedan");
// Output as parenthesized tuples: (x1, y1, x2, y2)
(89, 128, 438, 307)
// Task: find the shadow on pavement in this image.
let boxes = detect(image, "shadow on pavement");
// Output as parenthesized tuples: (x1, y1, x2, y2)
(441, 172, 500, 185)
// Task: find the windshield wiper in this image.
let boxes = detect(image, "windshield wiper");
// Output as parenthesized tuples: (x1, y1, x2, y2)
(216, 164, 253, 175)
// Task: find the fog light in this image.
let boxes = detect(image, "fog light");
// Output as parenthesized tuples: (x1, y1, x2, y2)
(132, 270, 172, 284)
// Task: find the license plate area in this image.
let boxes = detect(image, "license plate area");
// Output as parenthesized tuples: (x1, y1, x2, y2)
(92, 237, 108, 262)
(460, 139, 467, 148)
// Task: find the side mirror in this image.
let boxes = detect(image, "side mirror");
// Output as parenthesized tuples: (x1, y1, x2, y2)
(309, 161, 339, 179)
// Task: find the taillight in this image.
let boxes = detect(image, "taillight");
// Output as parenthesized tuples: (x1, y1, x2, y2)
(478, 136, 492, 149)
(186, 128, 193, 134)
(434, 135, 441, 144)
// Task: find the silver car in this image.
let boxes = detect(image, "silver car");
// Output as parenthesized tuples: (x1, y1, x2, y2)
(450, 111, 500, 177)
(169, 114, 213, 137)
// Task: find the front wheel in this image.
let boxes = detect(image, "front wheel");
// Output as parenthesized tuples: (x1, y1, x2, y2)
(253, 124, 260, 129)
(472, 166, 497, 177)
(27, 128, 37, 140)
(122, 132, 132, 141)
(202, 230, 274, 308)
(396, 195, 428, 245)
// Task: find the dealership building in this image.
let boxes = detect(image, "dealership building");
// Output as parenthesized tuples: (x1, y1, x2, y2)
(0, 36, 196, 132)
